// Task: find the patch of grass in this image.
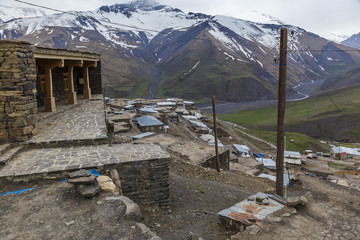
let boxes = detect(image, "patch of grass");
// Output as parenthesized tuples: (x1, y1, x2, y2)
(220, 86, 360, 141)
(239, 128, 331, 153)
(329, 162, 345, 168)
(132, 82, 149, 99)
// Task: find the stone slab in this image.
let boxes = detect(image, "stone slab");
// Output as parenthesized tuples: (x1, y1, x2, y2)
(0, 143, 170, 181)
(68, 175, 97, 185)
(0, 146, 23, 165)
(30, 99, 107, 146)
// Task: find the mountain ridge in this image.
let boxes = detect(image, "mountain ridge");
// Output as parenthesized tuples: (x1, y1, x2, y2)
(1, 0, 360, 101)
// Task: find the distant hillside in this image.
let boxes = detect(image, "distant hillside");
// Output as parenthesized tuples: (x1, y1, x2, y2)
(322, 66, 360, 91)
(220, 86, 360, 142)
(1, 0, 360, 102)
(342, 32, 360, 50)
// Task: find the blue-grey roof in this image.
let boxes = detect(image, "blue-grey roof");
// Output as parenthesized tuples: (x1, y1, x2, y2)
(138, 108, 159, 114)
(136, 116, 164, 127)
(132, 132, 155, 140)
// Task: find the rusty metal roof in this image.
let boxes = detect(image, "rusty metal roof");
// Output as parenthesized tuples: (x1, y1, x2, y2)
(218, 192, 284, 226)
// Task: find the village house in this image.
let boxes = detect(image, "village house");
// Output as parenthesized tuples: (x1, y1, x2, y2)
(136, 115, 165, 133)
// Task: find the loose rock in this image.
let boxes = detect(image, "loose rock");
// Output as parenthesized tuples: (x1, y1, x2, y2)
(299, 196, 308, 206)
(97, 175, 117, 192)
(69, 169, 91, 178)
(77, 182, 101, 197)
(287, 196, 301, 207)
(64, 220, 75, 226)
(244, 224, 261, 235)
(68, 175, 97, 185)
(266, 216, 281, 223)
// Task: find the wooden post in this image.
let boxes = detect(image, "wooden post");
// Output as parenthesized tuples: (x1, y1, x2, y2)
(44, 67, 56, 112)
(276, 27, 288, 197)
(212, 96, 220, 172)
(35, 58, 64, 112)
(67, 66, 77, 104)
(83, 66, 91, 99)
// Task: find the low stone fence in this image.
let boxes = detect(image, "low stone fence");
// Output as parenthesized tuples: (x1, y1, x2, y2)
(202, 150, 230, 171)
(115, 158, 170, 209)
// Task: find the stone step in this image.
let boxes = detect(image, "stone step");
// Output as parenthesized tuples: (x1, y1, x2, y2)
(0, 143, 11, 157)
(0, 146, 23, 165)
(27, 135, 108, 148)
(114, 125, 131, 134)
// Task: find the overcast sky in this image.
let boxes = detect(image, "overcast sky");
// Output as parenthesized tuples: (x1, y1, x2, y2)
(4, 0, 360, 37)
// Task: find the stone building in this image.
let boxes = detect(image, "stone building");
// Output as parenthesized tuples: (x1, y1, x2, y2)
(0, 40, 101, 142)
(136, 115, 165, 133)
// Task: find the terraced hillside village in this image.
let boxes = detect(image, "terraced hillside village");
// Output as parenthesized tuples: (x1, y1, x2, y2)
(1, 0, 360, 240)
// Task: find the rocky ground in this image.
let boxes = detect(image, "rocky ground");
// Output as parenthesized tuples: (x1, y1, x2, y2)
(1, 98, 360, 240)
(1, 152, 359, 240)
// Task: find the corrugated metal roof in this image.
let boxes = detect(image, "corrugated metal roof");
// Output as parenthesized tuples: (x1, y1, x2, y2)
(255, 158, 276, 169)
(233, 144, 250, 153)
(219, 192, 285, 226)
(284, 151, 301, 159)
(332, 146, 360, 156)
(132, 132, 155, 140)
(258, 173, 291, 186)
(138, 108, 159, 114)
(136, 116, 164, 127)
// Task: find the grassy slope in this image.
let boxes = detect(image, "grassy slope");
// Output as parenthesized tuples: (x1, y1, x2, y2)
(220, 86, 360, 142)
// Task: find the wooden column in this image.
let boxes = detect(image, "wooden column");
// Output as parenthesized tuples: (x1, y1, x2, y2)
(65, 60, 83, 104)
(44, 67, 56, 112)
(83, 61, 97, 99)
(67, 66, 77, 104)
(36, 59, 64, 112)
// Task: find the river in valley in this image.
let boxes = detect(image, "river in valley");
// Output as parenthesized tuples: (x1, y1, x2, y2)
(197, 80, 325, 114)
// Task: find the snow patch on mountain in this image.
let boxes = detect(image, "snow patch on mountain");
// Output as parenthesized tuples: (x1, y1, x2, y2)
(224, 52, 234, 60)
(0, 4, 47, 22)
(321, 32, 349, 43)
(235, 10, 284, 25)
(184, 61, 200, 75)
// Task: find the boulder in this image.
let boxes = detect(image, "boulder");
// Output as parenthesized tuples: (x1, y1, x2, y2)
(77, 181, 101, 198)
(286, 196, 301, 207)
(97, 175, 117, 192)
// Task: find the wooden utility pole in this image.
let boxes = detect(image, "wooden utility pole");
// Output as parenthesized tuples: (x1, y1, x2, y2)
(276, 28, 288, 197)
(212, 96, 220, 172)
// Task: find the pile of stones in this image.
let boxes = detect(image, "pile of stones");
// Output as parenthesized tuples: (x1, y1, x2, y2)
(67, 169, 101, 198)
(247, 195, 270, 205)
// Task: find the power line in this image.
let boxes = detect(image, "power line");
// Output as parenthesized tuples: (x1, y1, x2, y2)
(13, 0, 194, 34)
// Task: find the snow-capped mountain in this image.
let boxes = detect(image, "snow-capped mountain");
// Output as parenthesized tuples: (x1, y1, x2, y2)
(342, 32, 360, 50)
(1, 0, 360, 101)
(0, 4, 47, 22)
(321, 32, 349, 44)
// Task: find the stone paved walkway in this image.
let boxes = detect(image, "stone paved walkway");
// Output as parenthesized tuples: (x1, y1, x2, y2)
(29, 97, 107, 145)
(0, 144, 170, 181)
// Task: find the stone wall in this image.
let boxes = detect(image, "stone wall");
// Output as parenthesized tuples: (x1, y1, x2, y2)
(89, 61, 102, 94)
(115, 158, 170, 208)
(0, 40, 37, 142)
(202, 150, 230, 171)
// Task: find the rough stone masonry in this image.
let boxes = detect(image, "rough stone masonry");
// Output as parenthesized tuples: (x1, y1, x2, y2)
(0, 40, 37, 142)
